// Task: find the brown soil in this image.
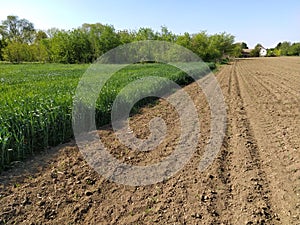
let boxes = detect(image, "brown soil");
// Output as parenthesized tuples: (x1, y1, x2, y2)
(1, 57, 299, 224)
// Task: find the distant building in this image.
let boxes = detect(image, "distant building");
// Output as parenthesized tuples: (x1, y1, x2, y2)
(241, 46, 267, 57)
(241, 49, 252, 57)
(259, 47, 267, 57)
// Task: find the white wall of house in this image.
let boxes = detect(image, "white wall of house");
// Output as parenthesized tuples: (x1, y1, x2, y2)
(260, 48, 267, 57)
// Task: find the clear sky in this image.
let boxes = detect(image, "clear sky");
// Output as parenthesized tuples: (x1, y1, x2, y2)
(0, 0, 299, 48)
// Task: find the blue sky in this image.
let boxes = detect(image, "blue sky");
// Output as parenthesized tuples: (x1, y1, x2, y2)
(0, 0, 299, 48)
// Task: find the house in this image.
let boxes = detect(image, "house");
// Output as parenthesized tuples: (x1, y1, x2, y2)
(259, 47, 267, 57)
(241, 48, 252, 57)
(241, 46, 267, 57)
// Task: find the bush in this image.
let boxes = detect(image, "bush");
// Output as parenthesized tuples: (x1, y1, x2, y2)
(206, 62, 216, 70)
(3, 42, 33, 63)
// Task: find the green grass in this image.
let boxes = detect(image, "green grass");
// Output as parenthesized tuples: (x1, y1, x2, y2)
(0, 62, 214, 170)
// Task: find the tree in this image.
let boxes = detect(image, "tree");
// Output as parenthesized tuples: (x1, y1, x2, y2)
(48, 30, 70, 63)
(35, 30, 48, 43)
(275, 42, 282, 49)
(176, 32, 192, 50)
(69, 29, 92, 63)
(274, 41, 300, 56)
(0, 39, 6, 60)
(241, 42, 248, 49)
(191, 31, 209, 61)
(46, 28, 60, 38)
(273, 48, 281, 56)
(117, 30, 135, 44)
(158, 26, 175, 42)
(81, 23, 120, 60)
(207, 32, 235, 61)
(288, 43, 300, 56)
(135, 27, 157, 41)
(31, 38, 51, 62)
(278, 41, 291, 56)
(0, 15, 35, 43)
(266, 48, 276, 57)
(0, 14, 242, 63)
(2, 42, 33, 62)
(49, 28, 94, 63)
(231, 43, 243, 58)
(250, 43, 262, 57)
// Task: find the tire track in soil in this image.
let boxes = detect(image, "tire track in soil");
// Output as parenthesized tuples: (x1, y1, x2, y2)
(199, 66, 233, 225)
(221, 60, 279, 224)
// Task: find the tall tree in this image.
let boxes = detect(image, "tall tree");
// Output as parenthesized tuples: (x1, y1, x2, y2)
(279, 41, 291, 55)
(34, 30, 48, 43)
(158, 26, 175, 42)
(2, 42, 33, 62)
(241, 42, 248, 49)
(250, 43, 262, 57)
(191, 31, 209, 61)
(135, 27, 157, 41)
(0, 39, 6, 60)
(231, 43, 243, 58)
(208, 32, 235, 61)
(82, 23, 120, 60)
(288, 43, 300, 56)
(176, 32, 192, 50)
(117, 30, 135, 44)
(0, 15, 35, 43)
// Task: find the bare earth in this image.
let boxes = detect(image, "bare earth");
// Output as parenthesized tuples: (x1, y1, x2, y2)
(0, 57, 299, 224)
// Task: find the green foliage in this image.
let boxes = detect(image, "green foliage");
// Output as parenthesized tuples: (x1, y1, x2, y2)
(250, 49, 260, 57)
(117, 30, 134, 44)
(231, 43, 243, 58)
(272, 41, 300, 56)
(81, 23, 120, 60)
(0, 62, 212, 170)
(0, 63, 87, 169)
(250, 44, 262, 57)
(176, 32, 192, 50)
(158, 26, 176, 42)
(266, 49, 276, 57)
(208, 33, 235, 62)
(288, 43, 300, 56)
(241, 42, 248, 49)
(0, 15, 35, 43)
(34, 30, 48, 43)
(206, 62, 217, 69)
(32, 39, 51, 62)
(273, 48, 281, 56)
(278, 41, 291, 55)
(266, 48, 281, 57)
(0, 39, 6, 60)
(135, 27, 157, 41)
(189, 32, 235, 62)
(191, 31, 209, 61)
(1, 15, 238, 64)
(3, 14, 299, 63)
(2, 39, 51, 63)
(2, 42, 32, 62)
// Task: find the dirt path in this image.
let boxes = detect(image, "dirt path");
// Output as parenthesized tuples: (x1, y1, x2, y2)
(0, 57, 299, 224)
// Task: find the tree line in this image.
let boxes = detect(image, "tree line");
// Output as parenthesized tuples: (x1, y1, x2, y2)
(248, 42, 300, 57)
(234, 42, 300, 58)
(0, 15, 239, 63)
(0, 15, 299, 63)
(266, 42, 300, 57)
